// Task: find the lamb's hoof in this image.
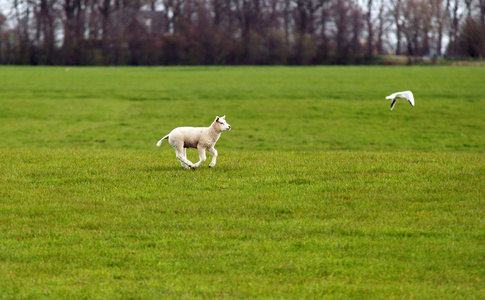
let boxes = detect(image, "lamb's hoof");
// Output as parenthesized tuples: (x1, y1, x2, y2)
(208, 164, 215, 168)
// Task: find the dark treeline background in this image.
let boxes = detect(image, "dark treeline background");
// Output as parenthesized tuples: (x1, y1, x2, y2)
(0, 0, 484, 65)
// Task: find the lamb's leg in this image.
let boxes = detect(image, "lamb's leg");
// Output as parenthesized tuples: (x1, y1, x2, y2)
(175, 146, 195, 169)
(194, 146, 207, 168)
(180, 157, 190, 169)
(207, 147, 218, 168)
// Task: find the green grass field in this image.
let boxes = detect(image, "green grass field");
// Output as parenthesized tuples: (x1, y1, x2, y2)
(1, 66, 484, 298)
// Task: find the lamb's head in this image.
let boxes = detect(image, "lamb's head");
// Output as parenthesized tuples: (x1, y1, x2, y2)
(213, 115, 231, 132)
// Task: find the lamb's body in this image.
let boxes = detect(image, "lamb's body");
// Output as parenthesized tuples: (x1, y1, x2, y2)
(168, 126, 221, 149)
(157, 116, 231, 169)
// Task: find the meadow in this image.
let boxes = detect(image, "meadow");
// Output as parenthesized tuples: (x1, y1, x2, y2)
(0, 66, 484, 298)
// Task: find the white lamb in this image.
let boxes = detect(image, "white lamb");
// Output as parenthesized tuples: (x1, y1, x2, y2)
(156, 116, 231, 169)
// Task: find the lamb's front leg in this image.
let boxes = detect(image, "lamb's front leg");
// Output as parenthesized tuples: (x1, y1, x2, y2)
(207, 147, 218, 168)
(194, 146, 207, 168)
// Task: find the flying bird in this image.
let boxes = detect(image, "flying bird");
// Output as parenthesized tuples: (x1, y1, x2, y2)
(386, 91, 415, 111)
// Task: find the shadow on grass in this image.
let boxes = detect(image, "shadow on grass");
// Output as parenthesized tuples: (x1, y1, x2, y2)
(144, 163, 240, 172)
(144, 165, 186, 172)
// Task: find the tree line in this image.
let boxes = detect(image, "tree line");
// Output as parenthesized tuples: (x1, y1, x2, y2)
(0, 0, 484, 65)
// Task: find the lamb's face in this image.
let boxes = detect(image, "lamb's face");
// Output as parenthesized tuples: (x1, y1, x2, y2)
(215, 116, 231, 132)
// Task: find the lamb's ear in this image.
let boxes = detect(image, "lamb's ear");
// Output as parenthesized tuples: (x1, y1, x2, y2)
(222, 115, 226, 119)
(215, 116, 220, 122)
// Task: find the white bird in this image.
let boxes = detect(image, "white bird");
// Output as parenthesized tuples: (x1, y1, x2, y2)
(386, 91, 415, 111)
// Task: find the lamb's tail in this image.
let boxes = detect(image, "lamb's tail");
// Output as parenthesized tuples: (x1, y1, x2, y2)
(156, 135, 169, 147)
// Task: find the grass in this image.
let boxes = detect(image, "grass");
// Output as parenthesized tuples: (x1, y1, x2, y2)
(1, 66, 484, 152)
(0, 66, 484, 298)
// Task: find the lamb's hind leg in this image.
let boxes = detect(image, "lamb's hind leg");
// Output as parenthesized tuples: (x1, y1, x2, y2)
(179, 150, 190, 169)
(207, 147, 218, 168)
(175, 146, 195, 169)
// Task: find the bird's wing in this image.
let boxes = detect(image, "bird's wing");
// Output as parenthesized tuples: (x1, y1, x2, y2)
(390, 98, 397, 111)
(403, 91, 415, 106)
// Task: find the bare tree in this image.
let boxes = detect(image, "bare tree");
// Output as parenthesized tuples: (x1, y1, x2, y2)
(331, 0, 356, 60)
(464, 0, 474, 17)
(389, 0, 404, 55)
(374, 0, 388, 54)
(365, 0, 374, 59)
(13, 0, 34, 64)
(2, 0, 485, 65)
(98, 0, 112, 64)
(347, 1, 363, 58)
(430, 0, 450, 58)
(399, 0, 433, 60)
(480, 0, 485, 26)
(292, 0, 324, 64)
(447, 0, 462, 56)
(0, 12, 6, 63)
(282, 0, 292, 46)
(231, 0, 264, 63)
(293, 0, 324, 35)
(63, 0, 90, 64)
(35, 0, 58, 64)
(459, 5, 485, 57)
